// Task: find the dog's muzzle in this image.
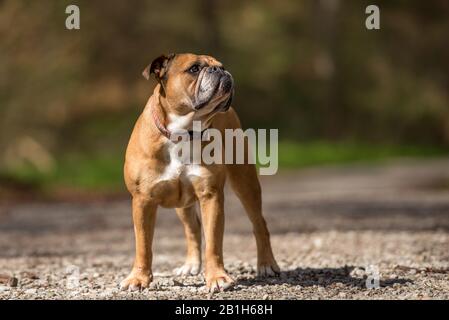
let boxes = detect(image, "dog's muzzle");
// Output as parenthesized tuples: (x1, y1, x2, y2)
(194, 67, 234, 111)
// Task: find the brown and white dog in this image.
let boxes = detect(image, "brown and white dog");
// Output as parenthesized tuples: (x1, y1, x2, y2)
(120, 53, 279, 293)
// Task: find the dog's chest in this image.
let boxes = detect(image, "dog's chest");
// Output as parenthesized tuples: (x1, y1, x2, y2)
(157, 140, 205, 183)
(145, 140, 208, 208)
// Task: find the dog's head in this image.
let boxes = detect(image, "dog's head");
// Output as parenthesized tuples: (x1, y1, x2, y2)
(143, 53, 234, 117)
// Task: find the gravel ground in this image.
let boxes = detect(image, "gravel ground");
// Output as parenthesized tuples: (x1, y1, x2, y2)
(0, 159, 448, 300)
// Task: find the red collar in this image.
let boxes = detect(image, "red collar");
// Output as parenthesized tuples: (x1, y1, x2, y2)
(151, 104, 171, 139)
(151, 105, 209, 141)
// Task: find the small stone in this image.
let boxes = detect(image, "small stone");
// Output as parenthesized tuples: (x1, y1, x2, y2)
(173, 279, 183, 287)
(0, 285, 10, 292)
(0, 274, 18, 288)
(8, 277, 18, 287)
(149, 282, 159, 290)
(24, 288, 37, 295)
(165, 279, 175, 286)
(101, 289, 114, 296)
(353, 268, 365, 277)
(21, 272, 39, 280)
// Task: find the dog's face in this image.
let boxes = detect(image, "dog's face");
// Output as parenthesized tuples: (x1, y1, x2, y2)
(143, 53, 234, 117)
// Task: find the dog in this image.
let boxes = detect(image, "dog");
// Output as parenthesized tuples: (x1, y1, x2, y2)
(120, 53, 279, 293)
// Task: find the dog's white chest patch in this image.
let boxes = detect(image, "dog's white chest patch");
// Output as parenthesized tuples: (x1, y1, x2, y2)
(167, 113, 193, 133)
(157, 140, 205, 183)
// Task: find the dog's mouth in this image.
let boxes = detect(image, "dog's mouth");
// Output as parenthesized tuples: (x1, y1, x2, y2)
(214, 84, 233, 112)
(219, 71, 234, 94)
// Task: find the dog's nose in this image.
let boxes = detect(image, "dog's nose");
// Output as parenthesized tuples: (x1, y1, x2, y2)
(207, 66, 222, 73)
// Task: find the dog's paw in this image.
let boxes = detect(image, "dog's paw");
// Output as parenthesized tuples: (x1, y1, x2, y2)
(205, 270, 235, 293)
(257, 261, 281, 277)
(119, 269, 153, 291)
(173, 262, 201, 276)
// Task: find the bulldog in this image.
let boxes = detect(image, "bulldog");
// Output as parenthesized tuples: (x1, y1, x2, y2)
(120, 53, 279, 293)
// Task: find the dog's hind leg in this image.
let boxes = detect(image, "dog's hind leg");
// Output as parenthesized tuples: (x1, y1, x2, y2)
(227, 163, 280, 277)
(174, 204, 202, 276)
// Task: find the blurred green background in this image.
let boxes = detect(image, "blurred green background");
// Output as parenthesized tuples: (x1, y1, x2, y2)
(1, 0, 448, 196)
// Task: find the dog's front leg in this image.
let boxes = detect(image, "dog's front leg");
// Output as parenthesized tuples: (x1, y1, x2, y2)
(120, 196, 157, 291)
(198, 189, 234, 293)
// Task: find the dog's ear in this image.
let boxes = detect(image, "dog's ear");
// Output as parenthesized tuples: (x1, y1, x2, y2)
(142, 53, 175, 81)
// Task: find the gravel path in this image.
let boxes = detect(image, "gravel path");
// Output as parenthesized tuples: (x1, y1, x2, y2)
(0, 159, 448, 299)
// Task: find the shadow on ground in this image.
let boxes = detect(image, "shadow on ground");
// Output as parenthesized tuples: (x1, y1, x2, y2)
(234, 266, 413, 290)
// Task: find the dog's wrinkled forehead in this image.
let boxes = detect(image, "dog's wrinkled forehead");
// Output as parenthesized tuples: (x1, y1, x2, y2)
(169, 54, 223, 75)
(143, 53, 224, 83)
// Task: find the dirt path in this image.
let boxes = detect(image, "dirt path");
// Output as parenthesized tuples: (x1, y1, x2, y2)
(1, 159, 448, 299)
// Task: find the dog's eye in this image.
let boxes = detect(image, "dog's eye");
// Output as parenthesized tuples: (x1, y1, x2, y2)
(188, 64, 201, 73)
